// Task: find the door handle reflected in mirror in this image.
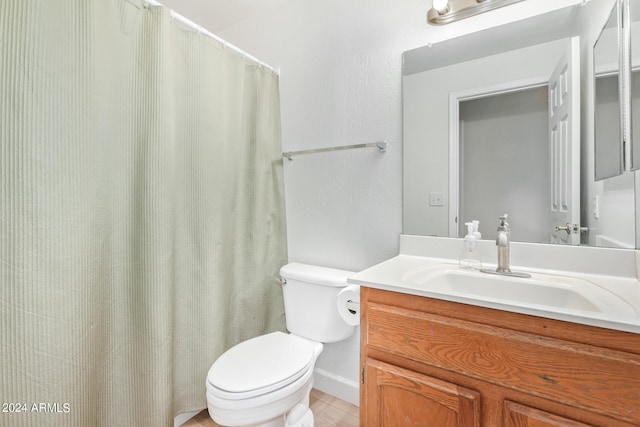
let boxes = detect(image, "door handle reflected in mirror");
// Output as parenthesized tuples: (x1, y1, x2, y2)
(555, 224, 589, 235)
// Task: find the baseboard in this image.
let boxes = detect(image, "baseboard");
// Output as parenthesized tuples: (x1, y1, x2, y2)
(313, 367, 360, 406)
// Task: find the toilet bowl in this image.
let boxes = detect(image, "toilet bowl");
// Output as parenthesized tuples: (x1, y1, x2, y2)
(206, 332, 322, 427)
(205, 263, 357, 427)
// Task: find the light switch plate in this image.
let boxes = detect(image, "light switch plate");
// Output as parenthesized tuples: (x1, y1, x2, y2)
(429, 192, 445, 207)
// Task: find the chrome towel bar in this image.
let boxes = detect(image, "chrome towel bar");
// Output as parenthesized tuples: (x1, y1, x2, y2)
(282, 141, 387, 161)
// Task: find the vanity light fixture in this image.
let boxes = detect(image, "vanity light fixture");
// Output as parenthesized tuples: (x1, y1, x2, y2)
(427, 0, 525, 25)
(432, 0, 450, 14)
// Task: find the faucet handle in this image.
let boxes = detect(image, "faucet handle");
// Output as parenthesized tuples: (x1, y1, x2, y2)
(498, 214, 510, 232)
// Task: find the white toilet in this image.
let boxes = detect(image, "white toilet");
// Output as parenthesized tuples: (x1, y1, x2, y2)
(205, 263, 356, 427)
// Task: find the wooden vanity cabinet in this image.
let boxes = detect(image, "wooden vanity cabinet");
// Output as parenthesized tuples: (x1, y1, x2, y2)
(359, 287, 640, 427)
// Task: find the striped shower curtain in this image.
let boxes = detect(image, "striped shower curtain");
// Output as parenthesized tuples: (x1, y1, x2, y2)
(0, 0, 287, 425)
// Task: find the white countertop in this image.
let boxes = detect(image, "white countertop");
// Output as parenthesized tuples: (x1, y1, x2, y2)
(349, 235, 640, 334)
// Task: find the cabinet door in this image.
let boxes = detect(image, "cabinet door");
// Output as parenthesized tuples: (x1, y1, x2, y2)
(363, 358, 480, 426)
(504, 401, 594, 427)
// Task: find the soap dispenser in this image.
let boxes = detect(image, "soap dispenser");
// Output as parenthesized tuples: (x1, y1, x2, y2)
(459, 221, 482, 270)
(471, 220, 481, 240)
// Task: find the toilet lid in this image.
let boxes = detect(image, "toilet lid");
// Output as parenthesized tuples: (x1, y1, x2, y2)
(207, 332, 315, 396)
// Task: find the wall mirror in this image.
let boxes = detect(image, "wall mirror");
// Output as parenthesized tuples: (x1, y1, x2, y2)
(403, 0, 637, 249)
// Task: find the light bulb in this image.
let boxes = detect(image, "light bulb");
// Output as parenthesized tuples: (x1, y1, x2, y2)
(432, 0, 450, 13)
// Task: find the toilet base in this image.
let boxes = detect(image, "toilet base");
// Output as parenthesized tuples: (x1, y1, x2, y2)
(285, 407, 313, 427)
(238, 407, 313, 427)
(207, 379, 315, 427)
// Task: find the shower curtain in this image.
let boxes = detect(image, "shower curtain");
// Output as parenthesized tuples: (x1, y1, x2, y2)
(0, 1, 287, 426)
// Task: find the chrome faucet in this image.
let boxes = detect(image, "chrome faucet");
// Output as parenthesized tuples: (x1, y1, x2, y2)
(481, 214, 531, 278)
(496, 214, 510, 273)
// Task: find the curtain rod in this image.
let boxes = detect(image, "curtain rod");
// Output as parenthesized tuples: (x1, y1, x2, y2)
(144, 0, 279, 75)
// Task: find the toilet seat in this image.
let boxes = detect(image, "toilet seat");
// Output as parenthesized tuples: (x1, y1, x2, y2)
(207, 332, 316, 400)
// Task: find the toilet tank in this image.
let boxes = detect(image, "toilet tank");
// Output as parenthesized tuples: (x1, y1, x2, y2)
(279, 263, 355, 343)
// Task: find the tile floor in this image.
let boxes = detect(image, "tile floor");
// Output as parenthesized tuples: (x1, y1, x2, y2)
(181, 389, 358, 427)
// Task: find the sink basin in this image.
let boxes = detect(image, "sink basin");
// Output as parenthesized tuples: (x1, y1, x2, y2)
(402, 264, 636, 317)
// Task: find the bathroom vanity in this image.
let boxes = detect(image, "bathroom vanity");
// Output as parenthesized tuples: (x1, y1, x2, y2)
(352, 236, 640, 426)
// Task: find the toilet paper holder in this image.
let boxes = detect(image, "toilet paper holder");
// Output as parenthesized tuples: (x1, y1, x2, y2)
(345, 300, 359, 315)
